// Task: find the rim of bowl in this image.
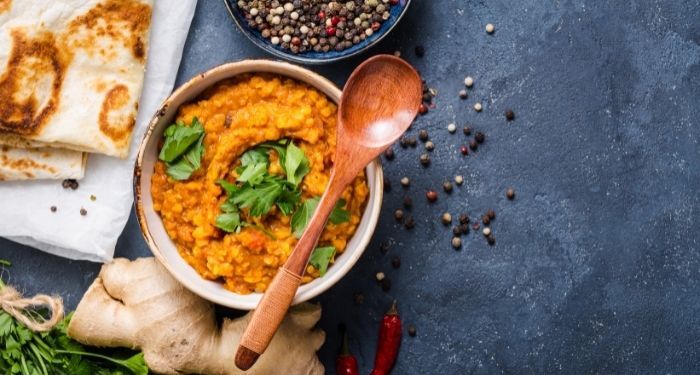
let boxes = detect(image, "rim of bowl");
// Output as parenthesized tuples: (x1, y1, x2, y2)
(134, 59, 383, 310)
(223, 0, 412, 65)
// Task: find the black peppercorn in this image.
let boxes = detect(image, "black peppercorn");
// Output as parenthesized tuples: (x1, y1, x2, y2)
(418, 129, 429, 141)
(384, 177, 391, 192)
(394, 209, 404, 222)
(381, 278, 392, 291)
(459, 224, 469, 234)
(442, 181, 453, 193)
(80, 208, 87, 216)
(487, 234, 496, 246)
(506, 188, 515, 200)
(469, 139, 478, 150)
(487, 208, 496, 220)
(408, 324, 417, 337)
(475, 132, 485, 143)
(414, 45, 425, 57)
(403, 196, 413, 208)
(459, 214, 470, 225)
(407, 136, 417, 148)
(379, 241, 390, 254)
(452, 226, 462, 236)
(463, 126, 472, 136)
(426, 190, 438, 202)
(481, 214, 490, 225)
(400, 136, 409, 148)
(384, 147, 395, 160)
(391, 256, 401, 269)
(420, 153, 430, 166)
(404, 216, 415, 229)
(505, 109, 515, 121)
(50, 206, 57, 213)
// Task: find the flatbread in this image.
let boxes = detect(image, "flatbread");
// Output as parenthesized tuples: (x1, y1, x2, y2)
(0, 146, 85, 181)
(0, 0, 153, 158)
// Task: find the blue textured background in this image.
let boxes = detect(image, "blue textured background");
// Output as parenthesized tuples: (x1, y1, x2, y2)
(2, 1, 700, 373)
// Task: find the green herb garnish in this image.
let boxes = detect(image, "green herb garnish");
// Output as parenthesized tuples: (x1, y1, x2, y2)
(158, 118, 205, 181)
(291, 197, 350, 238)
(309, 246, 336, 277)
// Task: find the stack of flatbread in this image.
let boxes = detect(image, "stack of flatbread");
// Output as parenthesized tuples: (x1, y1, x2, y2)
(0, 0, 153, 180)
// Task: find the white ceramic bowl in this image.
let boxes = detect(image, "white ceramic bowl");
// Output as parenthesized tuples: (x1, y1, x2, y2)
(134, 60, 383, 310)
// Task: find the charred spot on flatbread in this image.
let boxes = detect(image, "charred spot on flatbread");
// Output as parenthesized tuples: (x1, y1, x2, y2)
(0, 0, 11, 14)
(99, 84, 135, 144)
(0, 29, 69, 136)
(66, 0, 152, 62)
(0, 152, 57, 176)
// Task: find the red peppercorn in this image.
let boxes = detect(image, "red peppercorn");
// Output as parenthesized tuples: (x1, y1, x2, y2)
(326, 26, 336, 36)
(318, 11, 326, 19)
(331, 16, 341, 26)
(371, 21, 381, 31)
(426, 190, 438, 202)
(390, 0, 400, 4)
(460, 145, 469, 155)
(291, 36, 301, 46)
(418, 103, 428, 115)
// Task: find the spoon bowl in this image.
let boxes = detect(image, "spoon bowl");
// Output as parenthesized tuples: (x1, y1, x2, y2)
(236, 55, 422, 371)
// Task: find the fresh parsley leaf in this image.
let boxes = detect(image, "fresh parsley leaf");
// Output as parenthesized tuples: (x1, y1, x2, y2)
(291, 198, 351, 238)
(258, 140, 288, 167)
(216, 212, 243, 233)
(231, 179, 283, 217)
(276, 188, 301, 216)
(236, 162, 268, 185)
(158, 118, 204, 163)
(329, 199, 350, 224)
(240, 148, 269, 167)
(284, 142, 310, 186)
(309, 246, 336, 276)
(217, 179, 238, 195)
(166, 132, 205, 181)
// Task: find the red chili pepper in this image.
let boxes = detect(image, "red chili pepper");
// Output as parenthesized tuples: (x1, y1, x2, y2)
(336, 325, 359, 375)
(370, 301, 402, 375)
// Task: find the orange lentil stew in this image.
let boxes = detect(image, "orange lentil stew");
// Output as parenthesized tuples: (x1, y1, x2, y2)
(151, 74, 369, 294)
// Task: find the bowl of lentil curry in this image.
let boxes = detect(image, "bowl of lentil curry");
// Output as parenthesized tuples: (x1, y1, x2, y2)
(224, 0, 412, 64)
(134, 60, 382, 310)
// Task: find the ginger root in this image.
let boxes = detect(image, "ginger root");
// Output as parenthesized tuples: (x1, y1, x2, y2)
(67, 258, 325, 375)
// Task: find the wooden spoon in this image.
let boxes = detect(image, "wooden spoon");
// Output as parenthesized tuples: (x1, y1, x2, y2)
(235, 54, 422, 371)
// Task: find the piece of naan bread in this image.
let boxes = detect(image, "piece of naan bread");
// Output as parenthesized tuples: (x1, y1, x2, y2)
(0, 146, 86, 180)
(0, 0, 153, 159)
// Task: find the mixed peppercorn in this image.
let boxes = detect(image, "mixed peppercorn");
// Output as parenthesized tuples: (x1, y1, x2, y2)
(237, 0, 398, 54)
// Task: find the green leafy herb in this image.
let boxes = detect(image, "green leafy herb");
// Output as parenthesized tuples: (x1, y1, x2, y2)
(231, 177, 284, 217)
(309, 246, 336, 277)
(240, 148, 269, 167)
(291, 198, 350, 238)
(158, 118, 204, 163)
(159, 118, 206, 181)
(236, 162, 268, 185)
(215, 212, 243, 233)
(0, 259, 10, 267)
(283, 142, 310, 186)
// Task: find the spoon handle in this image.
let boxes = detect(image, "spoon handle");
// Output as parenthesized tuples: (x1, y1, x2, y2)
(235, 181, 347, 370)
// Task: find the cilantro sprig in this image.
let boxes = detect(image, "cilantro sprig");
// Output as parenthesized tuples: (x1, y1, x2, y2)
(290, 197, 350, 238)
(158, 118, 205, 181)
(309, 246, 336, 277)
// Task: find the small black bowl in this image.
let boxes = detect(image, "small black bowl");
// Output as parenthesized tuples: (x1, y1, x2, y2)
(224, 0, 412, 65)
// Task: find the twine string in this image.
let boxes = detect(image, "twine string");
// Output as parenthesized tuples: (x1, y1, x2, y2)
(0, 285, 64, 332)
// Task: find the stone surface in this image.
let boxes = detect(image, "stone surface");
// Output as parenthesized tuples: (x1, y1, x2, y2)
(2, 1, 700, 373)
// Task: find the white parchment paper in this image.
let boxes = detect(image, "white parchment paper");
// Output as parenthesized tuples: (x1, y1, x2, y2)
(0, 0, 198, 262)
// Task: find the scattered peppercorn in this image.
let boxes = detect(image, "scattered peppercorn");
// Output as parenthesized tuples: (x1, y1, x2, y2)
(459, 214, 470, 225)
(460, 145, 469, 155)
(469, 139, 478, 150)
(459, 90, 468, 99)
(414, 45, 425, 57)
(483, 227, 492, 236)
(464, 76, 474, 87)
(407, 136, 417, 148)
(463, 126, 472, 136)
(487, 208, 496, 220)
(62, 179, 79, 190)
(394, 209, 404, 222)
(384, 177, 391, 192)
(442, 181, 453, 193)
(487, 234, 496, 246)
(400, 177, 410, 187)
(485, 23, 495, 34)
(505, 109, 515, 121)
(459, 224, 470, 234)
(441, 212, 452, 225)
(472, 222, 481, 231)
(384, 148, 395, 160)
(506, 188, 515, 200)
(381, 278, 392, 292)
(424, 141, 434, 151)
(419, 153, 430, 166)
(475, 132, 485, 143)
(50, 206, 57, 213)
(376, 272, 385, 281)
(454, 175, 464, 185)
(418, 130, 429, 141)
(399, 136, 409, 148)
(403, 196, 413, 208)
(404, 216, 415, 229)
(426, 190, 438, 202)
(353, 292, 365, 305)
(452, 226, 462, 236)
(447, 123, 456, 133)
(481, 214, 490, 225)
(391, 256, 401, 269)
(80, 208, 87, 216)
(90, 195, 96, 201)
(408, 324, 417, 337)
(451, 237, 462, 249)
(474, 102, 482, 112)
(418, 103, 428, 115)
